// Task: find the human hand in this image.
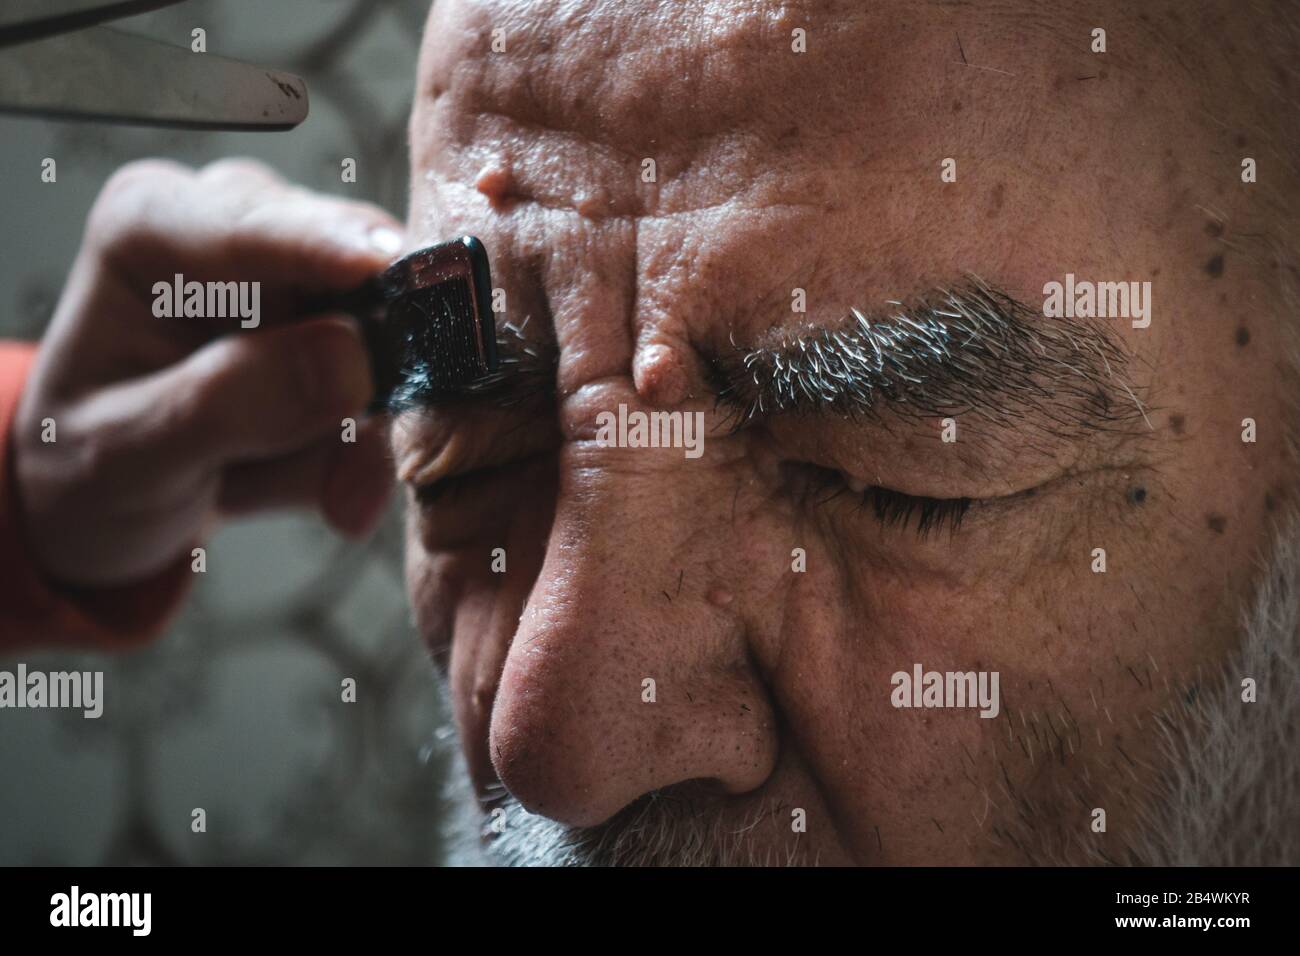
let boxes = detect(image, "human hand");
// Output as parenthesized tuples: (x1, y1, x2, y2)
(12, 158, 402, 587)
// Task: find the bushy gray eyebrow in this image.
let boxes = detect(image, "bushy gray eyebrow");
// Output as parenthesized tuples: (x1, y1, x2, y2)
(708, 277, 1148, 439)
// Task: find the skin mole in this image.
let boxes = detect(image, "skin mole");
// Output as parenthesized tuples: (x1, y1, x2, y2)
(1206, 513, 1228, 534)
(1125, 486, 1147, 506)
(1205, 254, 1225, 278)
(474, 163, 515, 210)
(1236, 326, 1251, 347)
(1169, 413, 1185, 435)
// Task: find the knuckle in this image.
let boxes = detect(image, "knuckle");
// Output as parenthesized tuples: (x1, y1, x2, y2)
(156, 371, 212, 450)
(100, 159, 190, 199)
(87, 160, 191, 242)
(334, 196, 396, 227)
(198, 157, 280, 189)
(56, 410, 121, 493)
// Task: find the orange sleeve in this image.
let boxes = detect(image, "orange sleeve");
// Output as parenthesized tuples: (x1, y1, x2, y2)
(0, 341, 192, 653)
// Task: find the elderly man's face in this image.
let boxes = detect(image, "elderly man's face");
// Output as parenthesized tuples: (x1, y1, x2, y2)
(392, 0, 1294, 864)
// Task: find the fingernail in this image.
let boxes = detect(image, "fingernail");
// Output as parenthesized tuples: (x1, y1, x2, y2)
(367, 226, 404, 257)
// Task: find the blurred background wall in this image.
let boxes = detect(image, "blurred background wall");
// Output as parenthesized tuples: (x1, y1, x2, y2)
(0, 0, 460, 864)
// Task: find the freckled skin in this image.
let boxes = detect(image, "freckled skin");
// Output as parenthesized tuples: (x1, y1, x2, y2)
(396, 0, 1297, 863)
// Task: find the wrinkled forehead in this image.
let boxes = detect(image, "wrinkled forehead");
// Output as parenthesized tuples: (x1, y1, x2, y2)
(406, 0, 1213, 389)
(406, 0, 1190, 192)
(410, 0, 1057, 208)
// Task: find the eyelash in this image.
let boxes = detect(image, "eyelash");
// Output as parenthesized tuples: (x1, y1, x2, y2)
(412, 462, 507, 506)
(859, 486, 972, 537)
(416, 460, 973, 537)
(801, 466, 973, 537)
(412, 448, 558, 509)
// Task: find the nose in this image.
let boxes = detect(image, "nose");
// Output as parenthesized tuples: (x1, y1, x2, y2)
(487, 437, 779, 827)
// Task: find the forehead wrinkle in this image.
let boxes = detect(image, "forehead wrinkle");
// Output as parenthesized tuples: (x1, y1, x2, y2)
(416, 1, 977, 218)
(709, 277, 1147, 440)
(418, 1, 772, 162)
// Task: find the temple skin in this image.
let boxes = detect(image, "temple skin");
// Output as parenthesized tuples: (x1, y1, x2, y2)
(394, 0, 1297, 863)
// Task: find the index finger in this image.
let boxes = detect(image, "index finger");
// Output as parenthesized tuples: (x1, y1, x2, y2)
(86, 158, 405, 304)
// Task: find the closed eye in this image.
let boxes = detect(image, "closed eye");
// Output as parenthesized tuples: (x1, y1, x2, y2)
(413, 455, 544, 507)
(795, 464, 975, 538)
(858, 486, 972, 537)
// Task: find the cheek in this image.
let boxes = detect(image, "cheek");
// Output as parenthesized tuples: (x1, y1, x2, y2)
(404, 537, 514, 796)
(446, 592, 507, 795)
(405, 483, 561, 795)
(403, 528, 457, 662)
